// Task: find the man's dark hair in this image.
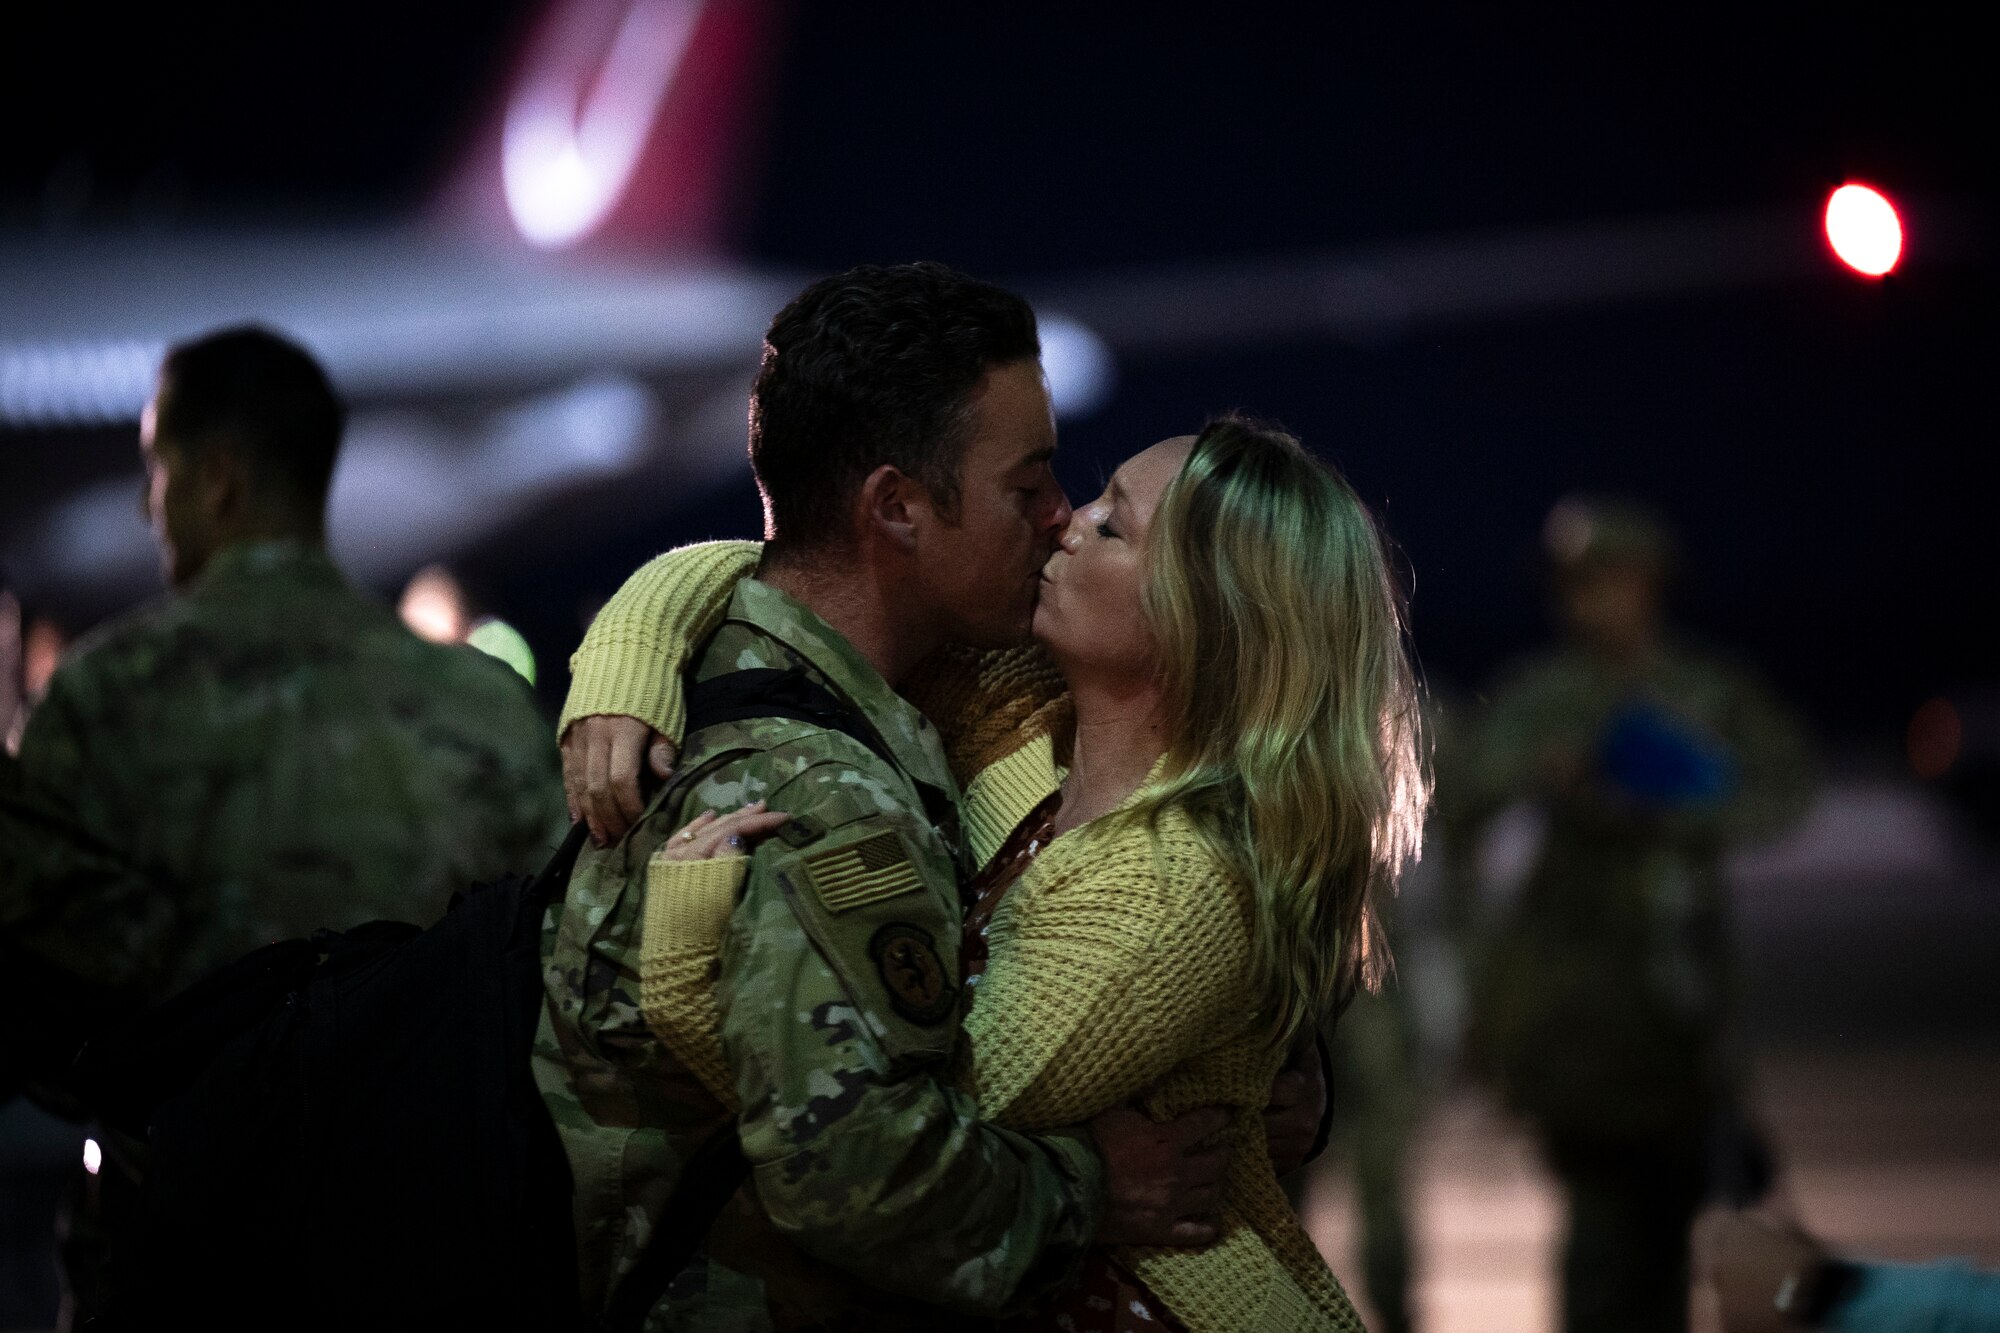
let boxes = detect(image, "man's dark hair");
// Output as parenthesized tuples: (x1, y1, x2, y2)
(155, 326, 345, 519)
(749, 262, 1040, 553)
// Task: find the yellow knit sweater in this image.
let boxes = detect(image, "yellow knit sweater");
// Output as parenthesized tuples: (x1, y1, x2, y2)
(561, 539, 763, 741)
(569, 543, 1366, 1333)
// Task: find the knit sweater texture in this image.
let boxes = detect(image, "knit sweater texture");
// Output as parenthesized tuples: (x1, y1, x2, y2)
(560, 539, 760, 739)
(574, 542, 1365, 1332)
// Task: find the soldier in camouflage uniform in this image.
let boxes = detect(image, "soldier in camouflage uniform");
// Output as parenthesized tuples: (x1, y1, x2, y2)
(544, 579, 1112, 1327)
(5, 326, 563, 1010)
(2, 326, 564, 1322)
(539, 265, 1231, 1330)
(1450, 498, 1814, 1333)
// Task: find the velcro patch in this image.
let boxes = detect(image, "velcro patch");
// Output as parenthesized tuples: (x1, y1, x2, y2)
(869, 923, 956, 1026)
(799, 830, 922, 913)
(776, 814, 826, 848)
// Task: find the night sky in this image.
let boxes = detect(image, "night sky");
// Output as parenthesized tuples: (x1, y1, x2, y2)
(3, 3, 1990, 735)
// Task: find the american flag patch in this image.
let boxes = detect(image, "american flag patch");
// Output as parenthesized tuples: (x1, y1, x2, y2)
(801, 831, 922, 913)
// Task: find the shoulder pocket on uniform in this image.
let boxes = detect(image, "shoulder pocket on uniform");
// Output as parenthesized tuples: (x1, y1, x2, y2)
(768, 820, 962, 1060)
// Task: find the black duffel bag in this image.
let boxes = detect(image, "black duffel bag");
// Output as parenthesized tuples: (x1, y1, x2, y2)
(72, 825, 589, 1332)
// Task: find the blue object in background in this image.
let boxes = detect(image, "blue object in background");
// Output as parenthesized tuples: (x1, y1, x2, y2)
(1596, 701, 1739, 806)
(1833, 1259, 2000, 1333)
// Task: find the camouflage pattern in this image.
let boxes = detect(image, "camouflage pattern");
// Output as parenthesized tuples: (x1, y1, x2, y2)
(1449, 638, 1812, 1139)
(6, 540, 566, 1008)
(2, 747, 166, 1023)
(534, 577, 1102, 1330)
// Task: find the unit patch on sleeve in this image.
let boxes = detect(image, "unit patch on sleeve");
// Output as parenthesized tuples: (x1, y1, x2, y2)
(798, 829, 923, 913)
(868, 922, 957, 1026)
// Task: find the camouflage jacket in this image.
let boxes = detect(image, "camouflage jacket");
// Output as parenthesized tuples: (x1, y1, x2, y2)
(2, 747, 159, 1087)
(7, 541, 565, 1007)
(534, 577, 1102, 1327)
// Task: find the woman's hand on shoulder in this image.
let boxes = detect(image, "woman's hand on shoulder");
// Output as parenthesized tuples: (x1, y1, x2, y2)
(563, 714, 678, 845)
(656, 801, 793, 862)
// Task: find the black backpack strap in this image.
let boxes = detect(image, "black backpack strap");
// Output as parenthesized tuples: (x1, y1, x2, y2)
(687, 666, 958, 840)
(683, 666, 895, 768)
(531, 820, 594, 910)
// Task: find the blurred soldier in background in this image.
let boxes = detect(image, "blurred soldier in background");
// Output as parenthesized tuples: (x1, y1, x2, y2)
(6, 325, 563, 1012)
(1323, 967, 1423, 1333)
(1, 325, 564, 1323)
(1, 581, 20, 754)
(1449, 497, 1814, 1333)
(1, 576, 67, 757)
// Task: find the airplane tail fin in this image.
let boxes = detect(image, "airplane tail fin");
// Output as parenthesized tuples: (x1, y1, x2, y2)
(433, 0, 782, 257)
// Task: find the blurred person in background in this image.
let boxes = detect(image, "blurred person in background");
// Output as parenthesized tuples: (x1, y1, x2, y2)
(1700, 1209, 2000, 1332)
(1, 580, 67, 758)
(1447, 497, 1814, 1333)
(1322, 949, 1424, 1333)
(2, 581, 20, 753)
(399, 563, 541, 686)
(1, 324, 564, 1323)
(8, 323, 564, 1011)
(1314, 693, 1477, 1333)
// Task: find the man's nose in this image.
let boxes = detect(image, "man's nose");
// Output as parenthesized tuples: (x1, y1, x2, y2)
(1044, 490, 1073, 548)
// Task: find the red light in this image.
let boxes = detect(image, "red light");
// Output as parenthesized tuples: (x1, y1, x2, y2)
(1825, 183, 1902, 277)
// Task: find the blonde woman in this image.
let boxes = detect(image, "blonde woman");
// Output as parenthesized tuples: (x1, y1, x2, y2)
(594, 417, 1425, 1330)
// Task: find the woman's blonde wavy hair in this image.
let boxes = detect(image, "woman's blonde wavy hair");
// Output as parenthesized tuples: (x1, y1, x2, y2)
(1130, 416, 1428, 1049)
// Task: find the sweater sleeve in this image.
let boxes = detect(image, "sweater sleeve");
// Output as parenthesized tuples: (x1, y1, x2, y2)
(559, 540, 762, 739)
(638, 851, 750, 1108)
(963, 817, 1253, 1130)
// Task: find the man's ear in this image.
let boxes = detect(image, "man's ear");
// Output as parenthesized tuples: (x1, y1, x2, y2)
(197, 447, 244, 528)
(858, 464, 920, 552)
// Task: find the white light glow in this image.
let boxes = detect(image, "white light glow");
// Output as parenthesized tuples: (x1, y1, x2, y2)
(0, 338, 161, 426)
(399, 565, 471, 644)
(1825, 183, 1902, 277)
(502, 0, 704, 249)
(83, 1137, 102, 1176)
(320, 377, 655, 581)
(1037, 314, 1117, 419)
